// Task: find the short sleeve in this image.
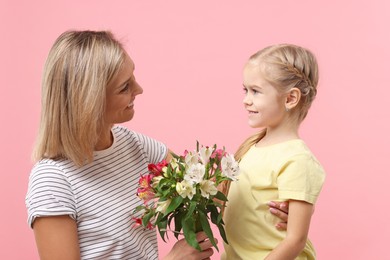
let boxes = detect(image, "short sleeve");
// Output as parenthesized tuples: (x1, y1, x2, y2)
(25, 161, 77, 228)
(132, 131, 168, 164)
(277, 154, 325, 204)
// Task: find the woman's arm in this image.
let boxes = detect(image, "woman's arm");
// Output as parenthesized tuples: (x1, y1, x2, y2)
(33, 216, 80, 260)
(165, 149, 174, 162)
(265, 200, 313, 260)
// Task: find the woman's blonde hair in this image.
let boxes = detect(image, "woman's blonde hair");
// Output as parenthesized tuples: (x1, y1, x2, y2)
(221, 44, 319, 199)
(32, 30, 127, 166)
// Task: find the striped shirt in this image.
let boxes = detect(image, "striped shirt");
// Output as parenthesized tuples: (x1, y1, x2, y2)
(25, 125, 167, 259)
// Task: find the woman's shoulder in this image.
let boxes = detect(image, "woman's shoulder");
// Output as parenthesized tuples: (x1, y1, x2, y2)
(28, 158, 72, 186)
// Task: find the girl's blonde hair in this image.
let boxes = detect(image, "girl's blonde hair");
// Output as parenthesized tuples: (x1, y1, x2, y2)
(221, 44, 319, 199)
(32, 30, 127, 166)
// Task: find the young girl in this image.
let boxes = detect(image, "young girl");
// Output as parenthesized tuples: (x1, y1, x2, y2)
(221, 44, 325, 259)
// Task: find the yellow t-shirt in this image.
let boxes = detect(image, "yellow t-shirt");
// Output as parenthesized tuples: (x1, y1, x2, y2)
(221, 139, 325, 260)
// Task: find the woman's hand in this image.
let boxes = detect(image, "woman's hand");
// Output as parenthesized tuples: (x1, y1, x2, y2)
(163, 232, 217, 260)
(33, 215, 80, 260)
(268, 201, 289, 230)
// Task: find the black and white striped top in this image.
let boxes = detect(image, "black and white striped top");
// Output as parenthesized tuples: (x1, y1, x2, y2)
(26, 125, 167, 259)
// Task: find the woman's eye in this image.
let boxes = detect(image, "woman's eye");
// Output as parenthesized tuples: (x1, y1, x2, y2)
(120, 83, 130, 93)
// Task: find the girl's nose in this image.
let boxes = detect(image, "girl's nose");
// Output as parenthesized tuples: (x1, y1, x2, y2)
(243, 94, 252, 105)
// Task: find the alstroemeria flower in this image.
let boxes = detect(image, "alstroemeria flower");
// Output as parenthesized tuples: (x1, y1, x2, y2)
(221, 154, 240, 181)
(199, 146, 213, 164)
(156, 199, 172, 214)
(148, 160, 168, 176)
(184, 163, 205, 184)
(137, 187, 155, 204)
(176, 180, 196, 200)
(139, 174, 154, 189)
(132, 217, 154, 230)
(200, 180, 218, 199)
(185, 150, 200, 166)
(211, 148, 226, 159)
(151, 175, 164, 188)
(169, 158, 182, 174)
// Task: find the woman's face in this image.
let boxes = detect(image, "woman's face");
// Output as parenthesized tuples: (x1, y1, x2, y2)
(104, 54, 143, 126)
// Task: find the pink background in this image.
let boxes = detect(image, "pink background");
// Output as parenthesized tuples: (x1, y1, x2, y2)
(1, 1, 389, 259)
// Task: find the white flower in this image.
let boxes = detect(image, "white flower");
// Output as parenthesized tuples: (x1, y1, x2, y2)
(151, 175, 163, 188)
(185, 150, 200, 167)
(156, 199, 171, 214)
(199, 146, 213, 164)
(221, 154, 240, 181)
(184, 163, 205, 184)
(200, 180, 218, 198)
(176, 180, 196, 200)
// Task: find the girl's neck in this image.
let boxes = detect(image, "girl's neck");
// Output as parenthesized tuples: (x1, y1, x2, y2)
(255, 125, 300, 148)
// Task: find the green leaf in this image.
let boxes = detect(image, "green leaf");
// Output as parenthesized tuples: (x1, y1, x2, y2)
(134, 205, 146, 212)
(157, 217, 168, 242)
(214, 191, 228, 202)
(186, 201, 197, 217)
(164, 196, 183, 216)
(182, 216, 201, 251)
(198, 210, 219, 251)
(142, 209, 155, 227)
(174, 210, 185, 240)
(207, 205, 219, 224)
(217, 223, 229, 244)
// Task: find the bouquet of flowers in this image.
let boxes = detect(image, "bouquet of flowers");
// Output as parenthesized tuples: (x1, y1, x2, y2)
(132, 142, 240, 251)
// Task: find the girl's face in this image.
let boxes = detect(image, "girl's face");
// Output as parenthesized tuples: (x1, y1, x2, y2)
(242, 62, 287, 129)
(104, 54, 143, 127)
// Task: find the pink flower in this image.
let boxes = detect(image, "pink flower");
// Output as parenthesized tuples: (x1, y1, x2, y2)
(137, 187, 155, 204)
(139, 174, 154, 189)
(137, 174, 156, 203)
(211, 149, 226, 159)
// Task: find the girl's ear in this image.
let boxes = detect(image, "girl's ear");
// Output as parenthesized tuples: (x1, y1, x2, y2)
(285, 88, 301, 110)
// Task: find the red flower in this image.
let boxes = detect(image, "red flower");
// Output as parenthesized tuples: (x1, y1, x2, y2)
(148, 160, 168, 176)
(132, 217, 154, 230)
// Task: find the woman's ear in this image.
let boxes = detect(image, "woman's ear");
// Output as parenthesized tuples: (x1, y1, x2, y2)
(285, 88, 301, 111)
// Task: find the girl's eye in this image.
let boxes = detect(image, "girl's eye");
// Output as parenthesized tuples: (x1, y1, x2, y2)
(242, 87, 248, 94)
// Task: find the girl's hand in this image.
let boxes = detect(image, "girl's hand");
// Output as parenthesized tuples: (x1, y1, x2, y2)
(163, 232, 217, 260)
(268, 201, 289, 230)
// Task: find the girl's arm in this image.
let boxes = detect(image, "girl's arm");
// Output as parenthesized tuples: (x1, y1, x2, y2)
(33, 216, 81, 260)
(265, 200, 313, 260)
